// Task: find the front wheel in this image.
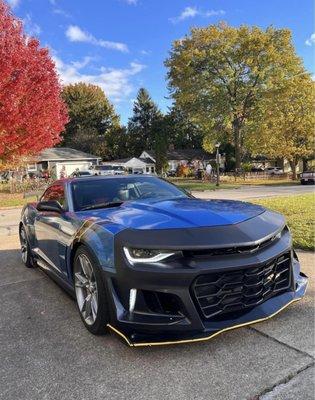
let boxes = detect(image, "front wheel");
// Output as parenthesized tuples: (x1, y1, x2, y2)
(73, 246, 110, 334)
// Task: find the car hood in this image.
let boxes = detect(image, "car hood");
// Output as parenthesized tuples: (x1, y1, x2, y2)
(75, 198, 266, 230)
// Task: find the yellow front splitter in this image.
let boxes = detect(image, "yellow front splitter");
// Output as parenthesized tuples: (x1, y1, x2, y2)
(107, 296, 303, 347)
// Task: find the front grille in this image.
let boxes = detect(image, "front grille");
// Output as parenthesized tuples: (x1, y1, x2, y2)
(192, 252, 292, 319)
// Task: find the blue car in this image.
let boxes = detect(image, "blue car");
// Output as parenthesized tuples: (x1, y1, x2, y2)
(20, 175, 308, 346)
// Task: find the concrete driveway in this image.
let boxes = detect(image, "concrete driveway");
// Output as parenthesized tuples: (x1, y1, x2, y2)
(0, 184, 314, 400)
(0, 236, 313, 400)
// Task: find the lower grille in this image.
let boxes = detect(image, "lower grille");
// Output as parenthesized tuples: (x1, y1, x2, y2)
(192, 252, 292, 319)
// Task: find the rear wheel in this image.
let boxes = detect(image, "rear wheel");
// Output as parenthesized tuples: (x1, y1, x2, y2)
(73, 246, 110, 334)
(19, 225, 35, 268)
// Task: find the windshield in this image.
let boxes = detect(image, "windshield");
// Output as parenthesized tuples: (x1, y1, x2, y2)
(71, 176, 188, 211)
(113, 166, 124, 171)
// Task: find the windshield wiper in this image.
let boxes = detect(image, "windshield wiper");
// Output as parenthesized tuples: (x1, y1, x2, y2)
(80, 201, 124, 211)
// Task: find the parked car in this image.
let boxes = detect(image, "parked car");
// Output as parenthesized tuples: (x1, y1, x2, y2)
(90, 165, 115, 176)
(69, 170, 93, 178)
(251, 167, 265, 172)
(90, 165, 125, 176)
(19, 175, 307, 346)
(265, 167, 284, 175)
(112, 166, 125, 175)
(300, 170, 315, 185)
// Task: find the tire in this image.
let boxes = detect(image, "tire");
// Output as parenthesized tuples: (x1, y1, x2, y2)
(73, 245, 110, 335)
(19, 225, 35, 268)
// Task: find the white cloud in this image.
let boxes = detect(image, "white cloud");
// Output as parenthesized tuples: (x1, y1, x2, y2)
(170, 6, 225, 23)
(66, 25, 129, 52)
(140, 49, 151, 55)
(53, 55, 145, 102)
(71, 56, 94, 69)
(124, 0, 138, 4)
(52, 8, 71, 18)
(7, 0, 20, 9)
(23, 14, 41, 36)
(305, 33, 315, 46)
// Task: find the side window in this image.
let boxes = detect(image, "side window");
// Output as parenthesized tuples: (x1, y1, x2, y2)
(41, 184, 67, 208)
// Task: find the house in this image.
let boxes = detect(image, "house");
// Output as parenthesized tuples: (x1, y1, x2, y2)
(27, 147, 101, 179)
(140, 149, 225, 172)
(103, 157, 156, 174)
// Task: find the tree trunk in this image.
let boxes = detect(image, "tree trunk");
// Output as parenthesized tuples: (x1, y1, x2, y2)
(233, 117, 242, 172)
(289, 158, 298, 180)
(302, 158, 308, 172)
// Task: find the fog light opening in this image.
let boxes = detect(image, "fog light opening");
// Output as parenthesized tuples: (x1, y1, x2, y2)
(129, 288, 137, 313)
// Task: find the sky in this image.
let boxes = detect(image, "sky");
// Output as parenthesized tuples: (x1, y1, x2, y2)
(6, 0, 315, 124)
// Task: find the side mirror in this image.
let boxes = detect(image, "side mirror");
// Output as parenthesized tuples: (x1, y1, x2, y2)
(36, 200, 63, 213)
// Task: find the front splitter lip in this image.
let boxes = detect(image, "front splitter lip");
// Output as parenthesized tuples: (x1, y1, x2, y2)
(107, 274, 308, 347)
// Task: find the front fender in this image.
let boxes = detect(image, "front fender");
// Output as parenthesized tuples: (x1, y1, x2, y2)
(68, 220, 121, 272)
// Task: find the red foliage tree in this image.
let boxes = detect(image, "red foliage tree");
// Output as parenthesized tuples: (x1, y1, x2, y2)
(0, 1, 68, 166)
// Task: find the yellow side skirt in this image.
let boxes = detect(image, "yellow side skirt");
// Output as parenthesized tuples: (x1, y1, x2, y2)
(107, 297, 302, 347)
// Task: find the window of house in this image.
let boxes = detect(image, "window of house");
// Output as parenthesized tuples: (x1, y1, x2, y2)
(151, 166, 155, 173)
(27, 163, 37, 171)
(146, 167, 150, 173)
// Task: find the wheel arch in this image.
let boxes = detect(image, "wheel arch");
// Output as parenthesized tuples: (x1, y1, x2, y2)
(68, 240, 101, 281)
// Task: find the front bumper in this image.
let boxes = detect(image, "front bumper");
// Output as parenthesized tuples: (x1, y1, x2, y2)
(102, 217, 308, 346)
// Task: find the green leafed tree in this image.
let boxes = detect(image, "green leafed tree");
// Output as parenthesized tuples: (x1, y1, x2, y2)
(61, 83, 120, 154)
(165, 23, 309, 170)
(163, 107, 203, 149)
(246, 76, 315, 179)
(127, 88, 162, 154)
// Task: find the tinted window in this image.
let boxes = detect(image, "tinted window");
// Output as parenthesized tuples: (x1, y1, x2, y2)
(71, 177, 187, 211)
(41, 184, 66, 208)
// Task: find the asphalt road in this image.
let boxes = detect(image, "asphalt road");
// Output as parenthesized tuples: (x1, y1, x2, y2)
(0, 184, 314, 399)
(193, 183, 315, 200)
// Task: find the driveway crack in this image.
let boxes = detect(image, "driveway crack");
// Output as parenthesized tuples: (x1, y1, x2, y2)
(247, 326, 314, 359)
(251, 361, 314, 399)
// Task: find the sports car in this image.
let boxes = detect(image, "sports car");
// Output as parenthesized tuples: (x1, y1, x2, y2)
(20, 175, 308, 346)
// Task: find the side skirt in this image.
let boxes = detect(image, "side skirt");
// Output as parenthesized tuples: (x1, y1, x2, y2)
(35, 255, 75, 298)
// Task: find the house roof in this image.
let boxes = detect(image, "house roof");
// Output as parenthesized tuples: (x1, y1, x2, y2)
(36, 147, 101, 161)
(139, 157, 155, 164)
(103, 158, 133, 164)
(104, 157, 155, 165)
(143, 148, 212, 161)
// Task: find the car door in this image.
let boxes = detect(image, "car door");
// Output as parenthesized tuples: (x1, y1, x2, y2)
(34, 183, 69, 276)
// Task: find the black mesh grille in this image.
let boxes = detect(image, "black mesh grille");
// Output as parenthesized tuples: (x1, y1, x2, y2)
(192, 252, 292, 319)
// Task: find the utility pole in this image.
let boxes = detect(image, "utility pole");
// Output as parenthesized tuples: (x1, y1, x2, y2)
(215, 143, 220, 187)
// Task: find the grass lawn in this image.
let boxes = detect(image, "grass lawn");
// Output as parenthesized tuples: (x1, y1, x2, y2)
(0, 193, 37, 208)
(169, 178, 299, 191)
(229, 179, 300, 186)
(252, 194, 315, 251)
(170, 179, 240, 191)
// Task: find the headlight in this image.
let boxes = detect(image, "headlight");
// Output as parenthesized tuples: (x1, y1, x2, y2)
(123, 247, 176, 263)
